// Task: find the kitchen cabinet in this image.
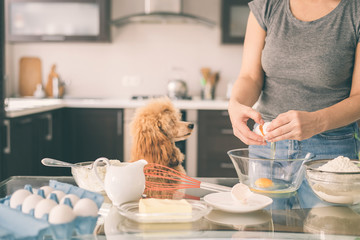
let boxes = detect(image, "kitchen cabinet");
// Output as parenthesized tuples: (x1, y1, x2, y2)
(221, 0, 251, 44)
(197, 110, 253, 177)
(64, 108, 123, 163)
(5, 0, 110, 42)
(2, 109, 64, 180)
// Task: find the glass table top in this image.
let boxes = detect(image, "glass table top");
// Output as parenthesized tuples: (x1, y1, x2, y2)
(1, 176, 360, 239)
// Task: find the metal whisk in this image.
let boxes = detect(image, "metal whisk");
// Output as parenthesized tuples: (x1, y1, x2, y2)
(144, 163, 231, 192)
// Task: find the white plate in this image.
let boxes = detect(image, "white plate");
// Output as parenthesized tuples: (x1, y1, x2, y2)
(205, 209, 272, 227)
(117, 200, 212, 223)
(203, 192, 273, 213)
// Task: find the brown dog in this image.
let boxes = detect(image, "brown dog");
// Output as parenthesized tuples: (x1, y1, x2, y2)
(130, 97, 194, 198)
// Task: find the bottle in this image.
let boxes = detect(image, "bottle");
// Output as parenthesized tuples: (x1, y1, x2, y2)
(33, 84, 45, 98)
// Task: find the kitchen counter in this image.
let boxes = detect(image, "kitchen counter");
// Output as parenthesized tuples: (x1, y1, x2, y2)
(1, 176, 360, 239)
(5, 98, 229, 118)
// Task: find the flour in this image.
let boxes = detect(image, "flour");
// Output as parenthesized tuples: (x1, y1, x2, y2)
(72, 159, 121, 193)
(309, 156, 360, 204)
(318, 156, 360, 172)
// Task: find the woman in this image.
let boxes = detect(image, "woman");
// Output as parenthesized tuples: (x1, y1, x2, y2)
(229, 0, 360, 159)
(228, 0, 360, 206)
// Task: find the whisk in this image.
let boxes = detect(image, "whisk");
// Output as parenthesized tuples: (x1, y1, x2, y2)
(144, 163, 231, 192)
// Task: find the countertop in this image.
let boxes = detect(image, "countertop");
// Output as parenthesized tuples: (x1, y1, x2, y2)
(5, 98, 229, 118)
(1, 176, 360, 239)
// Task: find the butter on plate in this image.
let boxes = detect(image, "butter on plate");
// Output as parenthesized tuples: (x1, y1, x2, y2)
(139, 198, 192, 219)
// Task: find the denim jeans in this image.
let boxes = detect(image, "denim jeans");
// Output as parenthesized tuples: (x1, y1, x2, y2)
(250, 122, 360, 209)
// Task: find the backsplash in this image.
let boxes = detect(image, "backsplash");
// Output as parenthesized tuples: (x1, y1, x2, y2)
(5, 0, 243, 100)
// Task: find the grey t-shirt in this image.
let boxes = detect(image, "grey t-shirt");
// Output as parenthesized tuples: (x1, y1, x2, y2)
(248, 0, 360, 121)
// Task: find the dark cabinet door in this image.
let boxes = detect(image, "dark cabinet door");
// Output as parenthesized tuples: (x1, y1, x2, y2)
(1, 109, 65, 180)
(2, 116, 37, 178)
(64, 108, 123, 163)
(37, 109, 66, 176)
(197, 110, 253, 177)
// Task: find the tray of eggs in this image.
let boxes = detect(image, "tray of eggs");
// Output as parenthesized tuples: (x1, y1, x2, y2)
(0, 180, 104, 240)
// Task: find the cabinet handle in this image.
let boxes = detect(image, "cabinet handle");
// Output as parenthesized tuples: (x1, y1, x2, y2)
(41, 35, 66, 41)
(44, 114, 53, 141)
(3, 120, 11, 154)
(117, 111, 123, 136)
(220, 163, 234, 169)
(19, 118, 32, 124)
(221, 129, 233, 135)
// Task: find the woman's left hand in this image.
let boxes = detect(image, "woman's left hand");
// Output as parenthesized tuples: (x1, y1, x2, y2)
(264, 110, 321, 142)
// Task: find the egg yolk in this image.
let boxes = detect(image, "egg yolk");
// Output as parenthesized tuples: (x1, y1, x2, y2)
(255, 178, 273, 188)
(259, 125, 265, 136)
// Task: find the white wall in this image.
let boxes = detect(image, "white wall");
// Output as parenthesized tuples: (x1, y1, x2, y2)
(5, 0, 243, 99)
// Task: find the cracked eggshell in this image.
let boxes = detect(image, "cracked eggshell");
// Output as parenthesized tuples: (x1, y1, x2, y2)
(73, 198, 99, 217)
(10, 189, 32, 209)
(254, 122, 271, 136)
(49, 204, 76, 224)
(231, 183, 253, 204)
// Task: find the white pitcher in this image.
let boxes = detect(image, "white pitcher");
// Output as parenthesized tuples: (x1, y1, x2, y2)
(93, 158, 148, 206)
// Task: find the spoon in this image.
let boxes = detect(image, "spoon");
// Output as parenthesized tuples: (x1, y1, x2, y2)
(41, 158, 93, 169)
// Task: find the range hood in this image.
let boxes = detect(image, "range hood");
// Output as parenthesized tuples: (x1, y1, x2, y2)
(112, 0, 216, 28)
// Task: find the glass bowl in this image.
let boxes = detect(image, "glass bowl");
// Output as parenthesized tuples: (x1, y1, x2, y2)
(71, 160, 121, 193)
(304, 159, 360, 205)
(227, 148, 313, 196)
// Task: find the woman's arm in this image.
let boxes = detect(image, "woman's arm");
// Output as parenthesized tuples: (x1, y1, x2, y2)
(228, 12, 267, 145)
(265, 43, 360, 142)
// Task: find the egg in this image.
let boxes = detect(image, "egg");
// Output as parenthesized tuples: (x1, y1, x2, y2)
(22, 194, 43, 214)
(255, 178, 274, 188)
(34, 198, 57, 219)
(48, 204, 76, 224)
(60, 194, 80, 207)
(10, 189, 32, 209)
(254, 122, 271, 137)
(47, 190, 66, 203)
(73, 198, 99, 217)
(231, 183, 253, 204)
(39, 186, 54, 197)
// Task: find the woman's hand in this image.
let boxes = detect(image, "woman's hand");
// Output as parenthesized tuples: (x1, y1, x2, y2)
(265, 110, 320, 142)
(228, 100, 267, 145)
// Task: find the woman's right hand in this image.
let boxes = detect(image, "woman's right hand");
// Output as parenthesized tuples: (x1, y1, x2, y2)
(228, 100, 266, 145)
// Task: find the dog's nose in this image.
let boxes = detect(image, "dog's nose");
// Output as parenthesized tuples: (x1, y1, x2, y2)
(188, 123, 194, 129)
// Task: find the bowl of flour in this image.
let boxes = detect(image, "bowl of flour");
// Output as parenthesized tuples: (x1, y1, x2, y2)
(304, 156, 360, 205)
(71, 159, 122, 193)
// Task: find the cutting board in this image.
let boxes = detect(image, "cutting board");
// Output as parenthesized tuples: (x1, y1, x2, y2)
(19, 57, 42, 97)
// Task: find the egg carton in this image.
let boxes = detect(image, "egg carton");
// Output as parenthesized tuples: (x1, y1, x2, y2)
(0, 180, 104, 240)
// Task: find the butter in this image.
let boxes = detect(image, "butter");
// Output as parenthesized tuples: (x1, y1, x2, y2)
(139, 198, 192, 219)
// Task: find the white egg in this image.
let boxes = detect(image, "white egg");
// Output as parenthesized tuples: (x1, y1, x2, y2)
(22, 194, 43, 214)
(60, 194, 80, 207)
(34, 198, 58, 219)
(48, 204, 76, 224)
(73, 198, 99, 217)
(47, 190, 66, 203)
(10, 189, 32, 209)
(39, 186, 54, 197)
(254, 122, 271, 137)
(231, 183, 253, 204)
